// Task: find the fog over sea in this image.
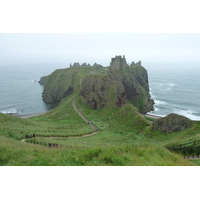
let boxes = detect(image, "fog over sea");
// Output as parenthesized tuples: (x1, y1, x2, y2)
(0, 62, 200, 120)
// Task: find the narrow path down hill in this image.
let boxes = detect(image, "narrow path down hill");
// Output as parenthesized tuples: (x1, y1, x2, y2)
(72, 98, 97, 131)
(21, 98, 99, 147)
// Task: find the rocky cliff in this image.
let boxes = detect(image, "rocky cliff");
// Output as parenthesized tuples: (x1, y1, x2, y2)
(42, 57, 154, 113)
(107, 66, 154, 113)
(42, 67, 93, 104)
(80, 74, 126, 109)
(38, 76, 46, 85)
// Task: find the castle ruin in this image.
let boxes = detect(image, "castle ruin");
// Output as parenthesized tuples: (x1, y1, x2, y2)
(70, 62, 91, 68)
(69, 55, 142, 70)
(110, 55, 127, 70)
(70, 62, 103, 69)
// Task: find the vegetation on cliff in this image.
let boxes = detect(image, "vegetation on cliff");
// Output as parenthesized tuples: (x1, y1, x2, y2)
(42, 67, 108, 104)
(0, 56, 199, 166)
(42, 63, 154, 113)
(80, 74, 125, 109)
(107, 66, 154, 113)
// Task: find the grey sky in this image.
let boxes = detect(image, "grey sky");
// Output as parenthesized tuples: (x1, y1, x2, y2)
(1, 33, 200, 68)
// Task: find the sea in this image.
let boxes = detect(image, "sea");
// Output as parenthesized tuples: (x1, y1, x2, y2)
(146, 62, 200, 121)
(0, 64, 65, 116)
(0, 62, 200, 120)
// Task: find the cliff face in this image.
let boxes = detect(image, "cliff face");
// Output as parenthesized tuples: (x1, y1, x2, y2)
(42, 60, 154, 113)
(107, 66, 154, 113)
(80, 74, 126, 109)
(38, 76, 46, 85)
(42, 67, 92, 104)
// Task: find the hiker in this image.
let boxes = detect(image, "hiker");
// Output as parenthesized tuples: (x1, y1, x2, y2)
(96, 129, 98, 132)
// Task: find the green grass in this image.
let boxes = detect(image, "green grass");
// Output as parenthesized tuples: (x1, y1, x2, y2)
(143, 121, 200, 147)
(0, 93, 93, 140)
(144, 116, 155, 122)
(0, 135, 193, 166)
(0, 93, 199, 166)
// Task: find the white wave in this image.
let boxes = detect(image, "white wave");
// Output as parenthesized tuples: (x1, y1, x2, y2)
(0, 107, 18, 114)
(167, 83, 175, 87)
(173, 109, 200, 121)
(153, 107, 160, 112)
(151, 82, 175, 92)
(31, 80, 39, 83)
(154, 99, 167, 105)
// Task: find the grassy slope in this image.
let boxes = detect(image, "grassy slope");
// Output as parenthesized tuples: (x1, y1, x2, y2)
(43, 67, 109, 103)
(0, 93, 198, 166)
(143, 120, 200, 147)
(0, 67, 199, 166)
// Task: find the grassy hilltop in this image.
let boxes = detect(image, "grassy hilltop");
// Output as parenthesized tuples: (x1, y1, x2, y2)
(0, 64, 200, 166)
(42, 65, 154, 113)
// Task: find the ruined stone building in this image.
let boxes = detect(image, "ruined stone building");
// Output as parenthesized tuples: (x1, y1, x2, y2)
(110, 55, 127, 70)
(70, 62, 91, 68)
(69, 56, 142, 70)
(70, 62, 103, 69)
(130, 60, 142, 67)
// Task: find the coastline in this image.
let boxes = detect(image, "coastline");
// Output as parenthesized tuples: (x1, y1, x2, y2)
(144, 113, 163, 119)
(17, 112, 47, 118)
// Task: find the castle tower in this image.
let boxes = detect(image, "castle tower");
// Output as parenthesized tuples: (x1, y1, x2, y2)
(110, 55, 127, 70)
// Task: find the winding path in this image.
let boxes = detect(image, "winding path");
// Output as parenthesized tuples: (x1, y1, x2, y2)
(21, 98, 99, 146)
(72, 99, 97, 131)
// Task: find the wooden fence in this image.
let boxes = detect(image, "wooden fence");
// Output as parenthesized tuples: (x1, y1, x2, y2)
(23, 131, 94, 139)
(167, 140, 200, 157)
(25, 139, 79, 149)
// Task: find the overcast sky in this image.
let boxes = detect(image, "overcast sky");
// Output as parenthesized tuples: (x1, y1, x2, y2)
(1, 33, 200, 68)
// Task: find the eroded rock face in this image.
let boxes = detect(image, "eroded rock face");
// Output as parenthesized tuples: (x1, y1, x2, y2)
(38, 76, 46, 85)
(80, 75, 126, 109)
(152, 113, 192, 133)
(42, 68, 81, 104)
(41, 59, 154, 113)
(107, 67, 154, 114)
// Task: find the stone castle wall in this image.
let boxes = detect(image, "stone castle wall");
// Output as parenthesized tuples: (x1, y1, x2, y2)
(70, 56, 141, 70)
(110, 55, 127, 70)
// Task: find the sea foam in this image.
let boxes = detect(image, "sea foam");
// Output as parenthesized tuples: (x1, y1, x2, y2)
(173, 109, 200, 121)
(0, 107, 18, 114)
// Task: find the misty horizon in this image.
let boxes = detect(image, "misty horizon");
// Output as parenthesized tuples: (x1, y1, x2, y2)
(1, 33, 200, 70)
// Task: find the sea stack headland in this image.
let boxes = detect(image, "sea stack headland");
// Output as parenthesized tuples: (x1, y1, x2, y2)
(41, 55, 154, 114)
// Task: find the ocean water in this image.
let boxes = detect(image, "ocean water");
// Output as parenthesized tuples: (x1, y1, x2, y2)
(0, 62, 200, 120)
(0, 64, 64, 116)
(146, 62, 200, 121)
